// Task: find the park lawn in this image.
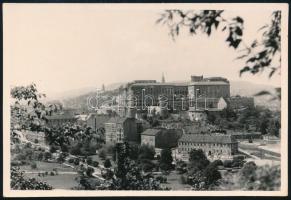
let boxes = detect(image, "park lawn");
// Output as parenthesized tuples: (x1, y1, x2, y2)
(24, 173, 79, 190)
(19, 161, 75, 172)
(160, 171, 192, 190)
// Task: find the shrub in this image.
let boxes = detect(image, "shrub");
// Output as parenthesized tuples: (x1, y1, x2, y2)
(138, 145, 155, 160)
(50, 171, 55, 176)
(61, 144, 69, 153)
(50, 145, 58, 153)
(156, 175, 167, 183)
(68, 158, 74, 163)
(104, 159, 111, 168)
(159, 162, 173, 171)
(34, 139, 39, 144)
(99, 149, 107, 160)
(211, 160, 223, 167)
(25, 142, 32, 148)
(57, 153, 66, 163)
(223, 160, 233, 168)
(232, 156, 245, 168)
(44, 152, 52, 161)
(74, 158, 80, 166)
(53, 168, 58, 175)
(86, 157, 93, 165)
(11, 161, 22, 166)
(70, 143, 82, 155)
(21, 160, 28, 165)
(86, 167, 95, 177)
(180, 175, 188, 184)
(92, 161, 99, 167)
(37, 152, 44, 161)
(176, 160, 187, 174)
(15, 153, 26, 161)
(139, 159, 156, 172)
(30, 162, 37, 169)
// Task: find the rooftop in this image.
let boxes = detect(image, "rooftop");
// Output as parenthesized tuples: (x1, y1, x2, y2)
(106, 117, 135, 124)
(141, 129, 161, 136)
(130, 82, 189, 87)
(179, 134, 237, 144)
(189, 81, 230, 86)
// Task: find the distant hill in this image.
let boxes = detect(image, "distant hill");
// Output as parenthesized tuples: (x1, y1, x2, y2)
(229, 80, 276, 97)
(49, 80, 280, 111)
(229, 80, 280, 110)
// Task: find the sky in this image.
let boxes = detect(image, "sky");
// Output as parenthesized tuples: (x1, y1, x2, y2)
(4, 4, 282, 99)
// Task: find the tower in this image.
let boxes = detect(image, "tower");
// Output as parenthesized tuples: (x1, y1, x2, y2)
(161, 73, 165, 83)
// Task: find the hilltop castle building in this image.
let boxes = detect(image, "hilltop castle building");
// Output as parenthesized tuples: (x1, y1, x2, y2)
(117, 75, 231, 117)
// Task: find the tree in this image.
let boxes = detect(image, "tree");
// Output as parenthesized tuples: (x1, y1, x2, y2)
(253, 165, 280, 190)
(44, 152, 52, 161)
(11, 167, 52, 190)
(157, 10, 281, 100)
(268, 119, 281, 137)
(159, 148, 173, 171)
(57, 153, 66, 163)
(106, 142, 169, 190)
(176, 160, 188, 174)
(61, 144, 69, 153)
(188, 149, 210, 174)
(138, 145, 155, 160)
(203, 162, 222, 187)
(260, 120, 269, 135)
(37, 152, 44, 161)
(49, 145, 58, 153)
(127, 143, 140, 160)
(86, 167, 95, 177)
(92, 161, 99, 167)
(86, 157, 93, 165)
(74, 158, 80, 166)
(139, 159, 156, 172)
(30, 162, 37, 169)
(238, 161, 257, 189)
(99, 149, 107, 160)
(104, 159, 112, 168)
(10, 83, 61, 134)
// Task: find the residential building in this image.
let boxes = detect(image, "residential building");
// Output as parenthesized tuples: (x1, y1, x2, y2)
(85, 113, 111, 132)
(140, 128, 183, 156)
(140, 129, 161, 147)
(177, 134, 238, 161)
(104, 117, 138, 144)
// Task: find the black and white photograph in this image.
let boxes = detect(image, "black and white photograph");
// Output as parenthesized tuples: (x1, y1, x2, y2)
(2, 3, 288, 197)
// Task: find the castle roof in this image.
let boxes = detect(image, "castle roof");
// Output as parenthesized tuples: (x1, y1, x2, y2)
(130, 82, 189, 87)
(189, 81, 229, 86)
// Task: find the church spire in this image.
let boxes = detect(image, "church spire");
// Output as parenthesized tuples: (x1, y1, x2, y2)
(161, 73, 165, 83)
